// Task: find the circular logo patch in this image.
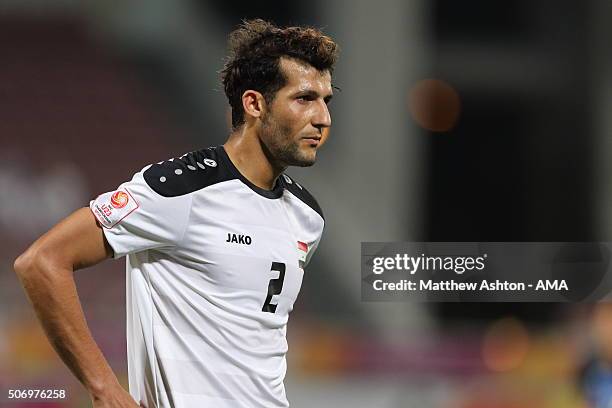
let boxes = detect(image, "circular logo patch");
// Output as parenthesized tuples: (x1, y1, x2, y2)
(111, 191, 129, 208)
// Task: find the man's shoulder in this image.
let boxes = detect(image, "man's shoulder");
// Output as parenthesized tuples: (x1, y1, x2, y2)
(143, 147, 233, 197)
(281, 174, 324, 221)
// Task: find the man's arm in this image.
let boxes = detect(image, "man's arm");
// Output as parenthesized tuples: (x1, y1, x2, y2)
(13, 207, 140, 407)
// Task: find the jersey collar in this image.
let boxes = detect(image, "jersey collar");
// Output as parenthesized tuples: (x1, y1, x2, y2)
(218, 146, 285, 199)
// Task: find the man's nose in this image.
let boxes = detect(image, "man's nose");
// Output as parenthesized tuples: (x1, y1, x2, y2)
(312, 99, 331, 130)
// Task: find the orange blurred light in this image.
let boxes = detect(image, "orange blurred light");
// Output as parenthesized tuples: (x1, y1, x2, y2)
(482, 318, 531, 372)
(408, 79, 461, 132)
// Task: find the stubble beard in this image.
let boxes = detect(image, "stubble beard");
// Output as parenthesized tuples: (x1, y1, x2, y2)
(261, 114, 317, 168)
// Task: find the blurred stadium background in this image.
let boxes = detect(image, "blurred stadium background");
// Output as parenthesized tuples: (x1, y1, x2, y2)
(2, 0, 612, 407)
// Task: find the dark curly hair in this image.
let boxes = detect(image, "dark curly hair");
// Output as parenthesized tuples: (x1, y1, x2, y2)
(220, 19, 339, 129)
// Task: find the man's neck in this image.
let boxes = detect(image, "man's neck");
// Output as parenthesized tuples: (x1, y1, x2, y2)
(223, 127, 284, 191)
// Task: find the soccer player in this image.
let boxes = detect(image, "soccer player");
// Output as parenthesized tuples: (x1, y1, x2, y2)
(14, 19, 338, 408)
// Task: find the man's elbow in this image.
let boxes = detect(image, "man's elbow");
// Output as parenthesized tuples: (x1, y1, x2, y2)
(14, 249, 35, 278)
(14, 246, 64, 284)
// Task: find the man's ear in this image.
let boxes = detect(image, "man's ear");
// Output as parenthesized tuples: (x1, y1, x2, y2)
(242, 90, 267, 121)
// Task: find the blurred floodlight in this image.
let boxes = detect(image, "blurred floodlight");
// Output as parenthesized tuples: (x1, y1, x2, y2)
(408, 79, 461, 132)
(482, 317, 530, 372)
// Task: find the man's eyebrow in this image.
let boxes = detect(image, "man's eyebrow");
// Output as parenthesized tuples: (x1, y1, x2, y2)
(294, 90, 334, 100)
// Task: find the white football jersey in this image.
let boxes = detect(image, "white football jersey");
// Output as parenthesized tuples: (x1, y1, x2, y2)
(89, 146, 324, 408)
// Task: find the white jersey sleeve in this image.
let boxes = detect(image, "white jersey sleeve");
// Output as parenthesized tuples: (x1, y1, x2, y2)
(89, 166, 192, 259)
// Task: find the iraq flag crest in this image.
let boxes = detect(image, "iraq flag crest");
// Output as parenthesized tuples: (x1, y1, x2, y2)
(297, 241, 308, 268)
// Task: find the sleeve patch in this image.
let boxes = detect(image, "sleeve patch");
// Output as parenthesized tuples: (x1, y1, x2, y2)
(90, 187, 139, 229)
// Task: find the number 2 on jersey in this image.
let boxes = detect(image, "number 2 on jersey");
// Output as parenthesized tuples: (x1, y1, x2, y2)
(262, 262, 286, 313)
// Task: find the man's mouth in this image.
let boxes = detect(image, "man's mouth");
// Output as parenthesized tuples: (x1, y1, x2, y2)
(302, 135, 321, 146)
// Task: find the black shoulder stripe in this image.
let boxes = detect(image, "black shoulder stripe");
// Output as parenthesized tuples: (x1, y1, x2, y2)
(143, 147, 235, 197)
(282, 174, 324, 220)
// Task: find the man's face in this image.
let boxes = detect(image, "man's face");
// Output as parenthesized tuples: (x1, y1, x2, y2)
(260, 57, 333, 168)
